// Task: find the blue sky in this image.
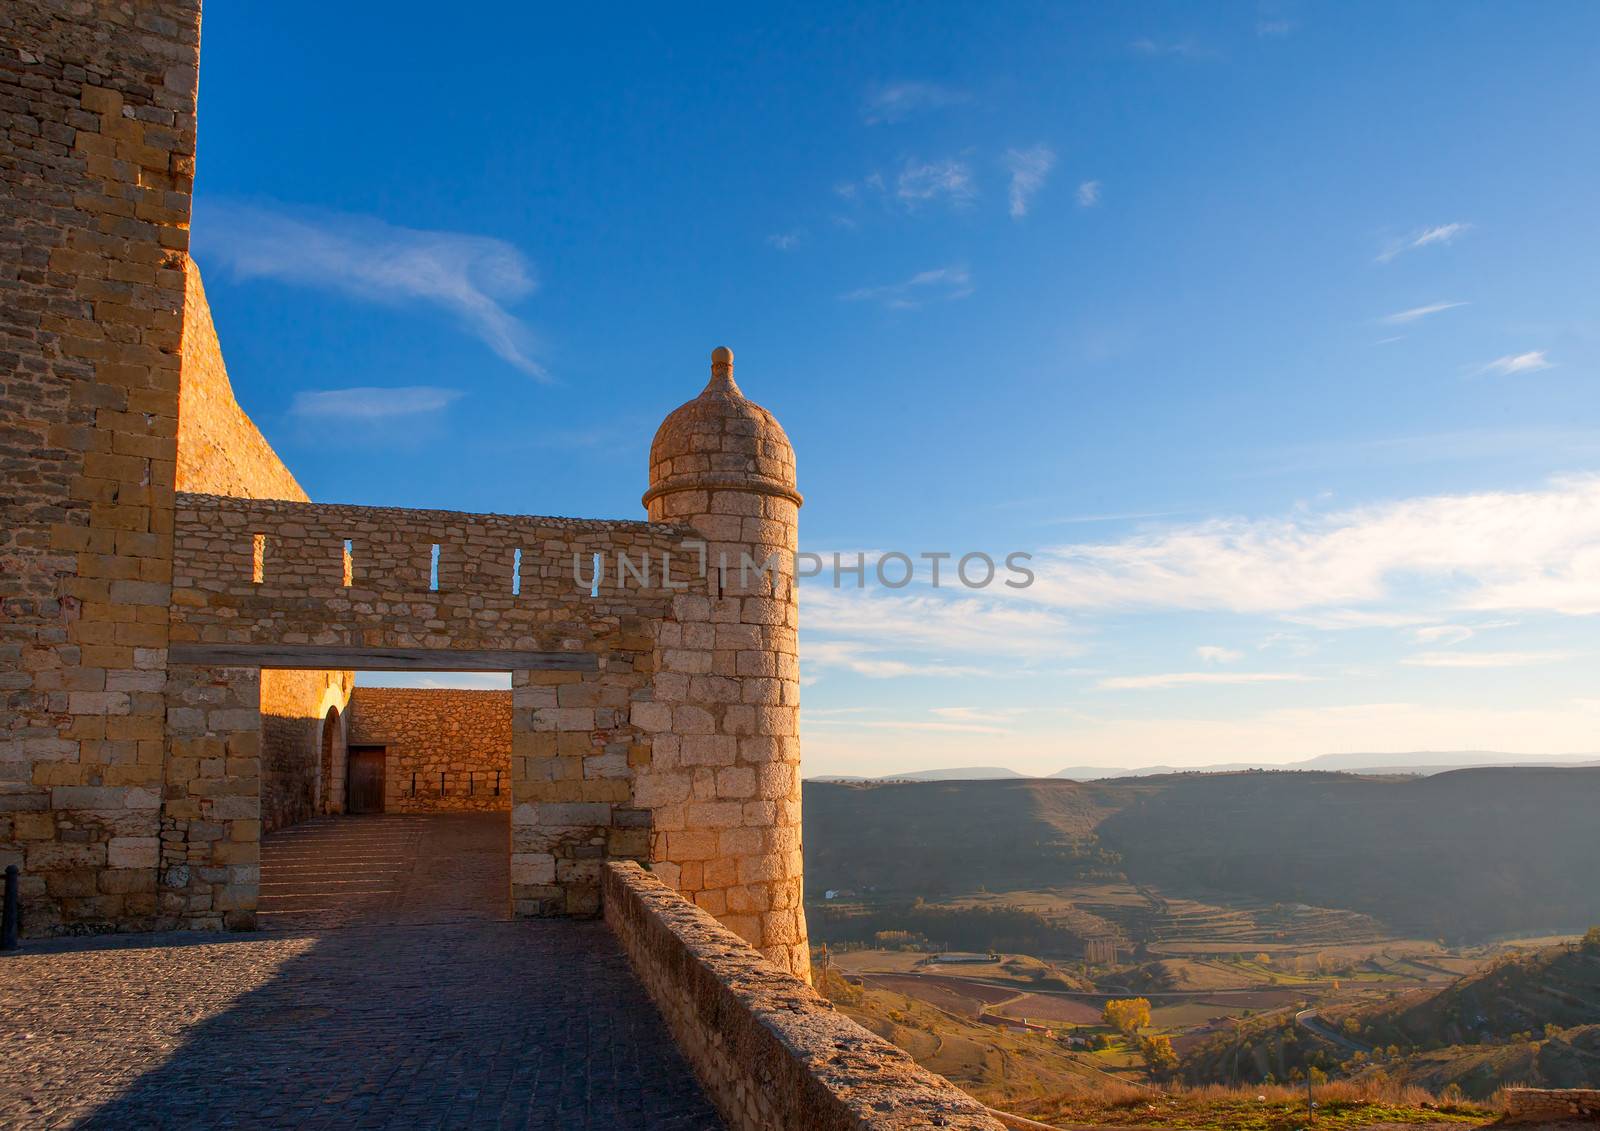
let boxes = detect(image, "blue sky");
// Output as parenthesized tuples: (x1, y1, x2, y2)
(191, 2, 1600, 776)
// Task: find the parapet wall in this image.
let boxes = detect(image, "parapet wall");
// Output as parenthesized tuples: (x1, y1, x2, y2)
(1502, 1088, 1600, 1123)
(347, 687, 511, 812)
(602, 861, 1003, 1131)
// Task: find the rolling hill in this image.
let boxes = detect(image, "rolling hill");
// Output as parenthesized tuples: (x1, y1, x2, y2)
(803, 768, 1600, 942)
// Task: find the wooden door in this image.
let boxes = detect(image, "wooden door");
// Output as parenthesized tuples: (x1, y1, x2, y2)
(347, 747, 386, 813)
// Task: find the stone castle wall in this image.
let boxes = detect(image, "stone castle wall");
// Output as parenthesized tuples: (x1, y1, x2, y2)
(174, 264, 305, 502)
(603, 862, 1003, 1131)
(1502, 1088, 1600, 1123)
(4, 7, 807, 977)
(346, 687, 511, 813)
(163, 493, 694, 925)
(172, 262, 349, 837)
(1, 0, 203, 935)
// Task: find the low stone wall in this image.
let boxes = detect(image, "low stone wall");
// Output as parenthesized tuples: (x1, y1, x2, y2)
(1503, 1088, 1600, 1123)
(602, 861, 1003, 1131)
(347, 688, 510, 813)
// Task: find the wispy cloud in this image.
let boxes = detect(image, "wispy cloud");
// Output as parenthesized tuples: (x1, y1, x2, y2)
(289, 386, 463, 419)
(1376, 222, 1471, 263)
(766, 230, 805, 251)
(1076, 180, 1102, 208)
(1477, 350, 1553, 376)
(194, 200, 545, 378)
(1099, 672, 1312, 690)
(1130, 38, 1217, 59)
(1402, 650, 1571, 669)
(1380, 301, 1467, 325)
(802, 641, 988, 680)
(1256, 19, 1294, 37)
(1413, 624, 1475, 646)
(1196, 645, 1243, 664)
(896, 159, 977, 207)
(1004, 145, 1055, 219)
(862, 81, 970, 125)
(841, 265, 973, 309)
(1014, 474, 1600, 617)
(931, 706, 1013, 724)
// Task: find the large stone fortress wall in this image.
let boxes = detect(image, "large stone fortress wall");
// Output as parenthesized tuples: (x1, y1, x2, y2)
(1, 3, 809, 979)
(1, 1, 202, 935)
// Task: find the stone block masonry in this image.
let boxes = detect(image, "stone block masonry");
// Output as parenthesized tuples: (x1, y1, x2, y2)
(1, 0, 203, 936)
(603, 862, 1005, 1131)
(346, 687, 511, 813)
(1502, 1088, 1600, 1123)
(3, 0, 808, 984)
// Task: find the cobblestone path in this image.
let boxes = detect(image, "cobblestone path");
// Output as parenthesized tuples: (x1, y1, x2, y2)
(0, 815, 723, 1129)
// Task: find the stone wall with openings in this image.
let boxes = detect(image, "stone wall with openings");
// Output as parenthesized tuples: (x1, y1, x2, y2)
(0, 1, 202, 935)
(346, 687, 511, 813)
(166, 493, 706, 920)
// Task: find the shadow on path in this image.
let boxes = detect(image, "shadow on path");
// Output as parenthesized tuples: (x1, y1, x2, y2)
(2, 919, 722, 1130)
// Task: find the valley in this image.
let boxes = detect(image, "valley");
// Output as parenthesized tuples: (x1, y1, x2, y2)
(804, 769, 1600, 1123)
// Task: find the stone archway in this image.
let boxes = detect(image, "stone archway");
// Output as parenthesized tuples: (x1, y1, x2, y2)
(318, 705, 342, 814)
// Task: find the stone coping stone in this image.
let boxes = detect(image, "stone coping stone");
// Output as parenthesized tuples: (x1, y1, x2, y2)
(603, 861, 1004, 1131)
(174, 491, 691, 534)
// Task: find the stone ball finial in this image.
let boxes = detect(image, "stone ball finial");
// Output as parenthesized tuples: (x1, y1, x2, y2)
(643, 347, 801, 513)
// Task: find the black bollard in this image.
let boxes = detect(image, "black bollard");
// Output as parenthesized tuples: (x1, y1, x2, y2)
(2, 864, 19, 950)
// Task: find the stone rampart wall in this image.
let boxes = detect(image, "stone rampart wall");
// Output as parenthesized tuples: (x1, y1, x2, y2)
(602, 861, 1003, 1131)
(348, 687, 511, 813)
(174, 261, 304, 501)
(1, 0, 202, 935)
(1502, 1088, 1600, 1123)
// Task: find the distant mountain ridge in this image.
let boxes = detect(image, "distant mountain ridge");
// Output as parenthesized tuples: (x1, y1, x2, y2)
(805, 767, 1600, 941)
(807, 750, 1600, 782)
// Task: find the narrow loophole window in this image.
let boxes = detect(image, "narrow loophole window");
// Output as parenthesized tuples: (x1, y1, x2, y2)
(429, 543, 441, 591)
(251, 533, 265, 584)
(511, 547, 522, 595)
(590, 551, 602, 598)
(342, 539, 354, 587)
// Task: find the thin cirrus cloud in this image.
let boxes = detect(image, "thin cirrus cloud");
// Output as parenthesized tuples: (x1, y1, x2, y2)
(840, 265, 973, 309)
(192, 199, 545, 379)
(1003, 145, 1055, 219)
(1196, 645, 1243, 664)
(1012, 473, 1600, 617)
(1098, 672, 1313, 690)
(1130, 39, 1218, 59)
(1477, 351, 1553, 377)
(1076, 180, 1102, 208)
(1376, 222, 1471, 263)
(289, 386, 464, 420)
(896, 159, 977, 207)
(1380, 301, 1467, 325)
(1402, 650, 1571, 669)
(766, 230, 805, 251)
(861, 81, 970, 125)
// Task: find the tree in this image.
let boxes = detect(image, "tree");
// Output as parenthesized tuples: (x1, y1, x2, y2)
(1582, 926, 1600, 953)
(1140, 1034, 1178, 1073)
(1103, 997, 1152, 1033)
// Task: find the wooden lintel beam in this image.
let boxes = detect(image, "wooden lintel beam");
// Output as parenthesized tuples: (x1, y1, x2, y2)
(168, 643, 596, 672)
